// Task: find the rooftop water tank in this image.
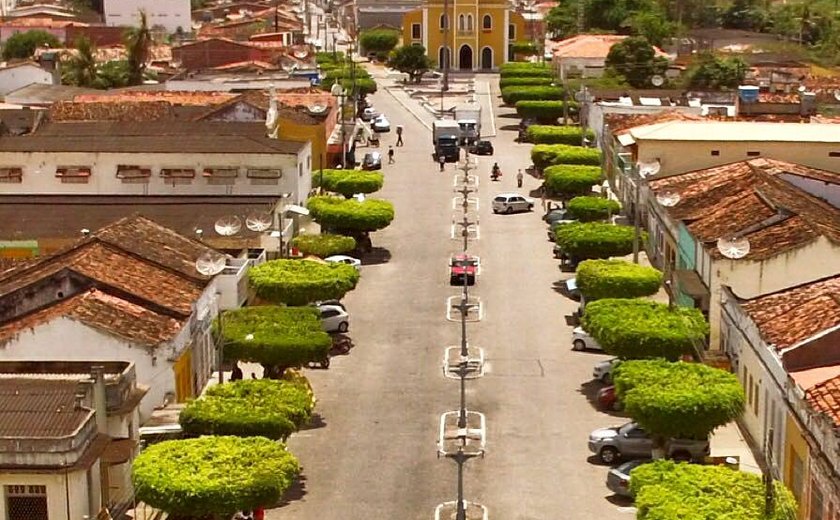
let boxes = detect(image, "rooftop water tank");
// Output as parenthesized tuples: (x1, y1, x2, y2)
(738, 85, 759, 103)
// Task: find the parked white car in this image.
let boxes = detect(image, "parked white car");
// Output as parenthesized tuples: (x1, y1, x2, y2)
(318, 303, 350, 333)
(572, 327, 603, 351)
(372, 115, 390, 132)
(361, 107, 379, 121)
(325, 255, 362, 271)
(593, 358, 619, 382)
(492, 193, 534, 214)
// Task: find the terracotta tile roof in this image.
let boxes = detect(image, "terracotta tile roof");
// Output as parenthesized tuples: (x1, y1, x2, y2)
(607, 110, 706, 135)
(805, 374, 840, 427)
(49, 100, 176, 122)
(0, 288, 183, 345)
(73, 91, 237, 106)
(649, 158, 840, 260)
(212, 60, 278, 71)
(0, 379, 92, 438)
(740, 277, 840, 349)
(553, 34, 668, 59)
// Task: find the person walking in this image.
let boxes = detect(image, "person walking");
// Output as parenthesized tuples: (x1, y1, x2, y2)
(438, 154, 446, 172)
(388, 146, 395, 164)
(541, 187, 547, 211)
(517, 169, 524, 188)
(395, 125, 404, 146)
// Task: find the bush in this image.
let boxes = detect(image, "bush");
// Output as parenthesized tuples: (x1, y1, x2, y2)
(290, 233, 356, 257)
(543, 165, 602, 197)
(499, 77, 554, 88)
(2, 30, 61, 60)
(316, 51, 345, 64)
(359, 28, 399, 52)
(576, 259, 662, 300)
(581, 298, 708, 360)
(631, 460, 797, 520)
(249, 259, 360, 306)
(526, 125, 594, 145)
(515, 100, 577, 123)
(532, 144, 601, 168)
(499, 63, 553, 78)
(613, 360, 745, 440)
(307, 195, 395, 233)
(511, 41, 538, 55)
(314, 168, 384, 197)
(554, 222, 640, 261)
(180, 379, 315, 440)
(566, 196, 621, 221)
(501, 86, 563, 105)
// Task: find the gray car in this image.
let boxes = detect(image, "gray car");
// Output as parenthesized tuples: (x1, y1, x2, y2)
(606, 459, 647, 498)
(588, 421, 709, 464)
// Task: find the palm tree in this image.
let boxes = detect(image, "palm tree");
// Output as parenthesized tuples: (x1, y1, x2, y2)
(62, 36, 99, 88)
(125, 9, 151, 86)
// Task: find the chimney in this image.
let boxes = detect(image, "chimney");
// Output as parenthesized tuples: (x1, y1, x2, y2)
(74, 390, 86, 410)
(90, 365, 107, 434)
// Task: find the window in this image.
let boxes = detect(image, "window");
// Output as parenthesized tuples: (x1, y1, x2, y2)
(829, 152, 840, 157)
(790, 453, 805, 504)
(747, 151, 760, 156)
(0, 167, 22, 183)
(458, 14, 465, 30)
(508, 24, 515, 39)
(710, 150, 720, 156)
(466, 14, 473, 31)
(116, 165, 151, 183)
(439, 13, 448, 29)
(55, 166, 90, 184)
(6, 485, 47, 520)
(203, 167, 238, 185)
(160, 168, 195, 184)
(482, 14, 492, 30)
(247, 168, 282, 185)
(752, 380, 759, 415)
(809, 481, 824, 520)
(411, 23, 421, 39)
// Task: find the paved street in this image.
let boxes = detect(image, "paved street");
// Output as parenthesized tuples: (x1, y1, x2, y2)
(271, 74, 632, 520)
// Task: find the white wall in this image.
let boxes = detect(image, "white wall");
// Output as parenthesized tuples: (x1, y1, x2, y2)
(0, 467, 95, 520)
(0, 65, 54, 96)
(104, 0, 191, 33)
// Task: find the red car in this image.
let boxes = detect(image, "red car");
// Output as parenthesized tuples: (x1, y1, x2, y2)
(597, 385, 622, 411)
(449, 254, 477, 285)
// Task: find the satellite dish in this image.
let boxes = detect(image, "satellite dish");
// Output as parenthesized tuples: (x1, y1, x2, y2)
(195, 251, 227, 276)
(293, 50, 308, 59)
(655, 189, 681, 207)
(798, 85, 806, 93)
(651, 75, 665, 87)
(308, 103, 327, 113)
(245, 211, 273, 232)
(717, 236, 751, 259)
(214, 215, 242, 236)
(833, 90, 840, 102)
(637, 160, 661, 177)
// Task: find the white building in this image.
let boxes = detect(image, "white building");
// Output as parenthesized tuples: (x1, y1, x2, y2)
(104, 0, 191, 33)
(0, 62, 54, 96)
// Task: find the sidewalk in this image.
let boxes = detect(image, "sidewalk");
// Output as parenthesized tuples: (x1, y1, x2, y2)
(710, 421, 763, 475)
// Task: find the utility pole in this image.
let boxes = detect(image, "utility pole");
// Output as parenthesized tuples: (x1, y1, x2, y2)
(764, 428, 776, 518)
(443, 0, 450, 92)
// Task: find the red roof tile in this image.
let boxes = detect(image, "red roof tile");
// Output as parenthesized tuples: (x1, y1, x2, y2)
(805, 374, 840, 427)
(607, 110, 706, 135)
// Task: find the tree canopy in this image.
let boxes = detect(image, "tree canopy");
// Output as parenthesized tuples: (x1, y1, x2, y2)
(576, 259, 662, 300)
(566, 196, 621, 222)
(290, 233, 356, 258)
(314, 168, 384, 197)
(124, 10, 151, 86)
(543, 165, 603, 197)
(132, 436, 300, 517)
(387, 45, 433, 83)
(605, 36, 669, 89)
(685, 53, 747, 89)
(307, 195, 395, 233)
(553, 222, 639, 261)
(581, 298, 708, 360)
(614, 359, 745, 440)
(180, 378, 315, 440)
(3, 30, 60, 60)
(249, 259, 360, 306)
(631, 460, 797, 520)
(359, 28, 399, 52)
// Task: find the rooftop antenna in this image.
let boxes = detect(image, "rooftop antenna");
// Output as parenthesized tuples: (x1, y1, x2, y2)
(717, 236, 751, 259)
(194, 251, 227, 276)
(655, 189, 681, 207)
(214, 215, 242, 236)
(245, 211, 273, 232)
(637, 160, 661, 177)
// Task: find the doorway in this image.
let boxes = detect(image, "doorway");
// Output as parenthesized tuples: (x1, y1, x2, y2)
(458, 45, 473, 70)
(481, 47, 493, 69)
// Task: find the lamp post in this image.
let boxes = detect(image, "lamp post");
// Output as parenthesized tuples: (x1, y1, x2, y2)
(275, 192, 293, 258)
(331, 82, 347, 168)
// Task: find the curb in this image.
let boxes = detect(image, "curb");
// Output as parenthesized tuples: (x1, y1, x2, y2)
(383, 85, 433, 132)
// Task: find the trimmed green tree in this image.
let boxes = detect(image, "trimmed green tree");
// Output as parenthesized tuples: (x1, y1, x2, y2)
(553, 222, 640, 262)
(543, 165, 602, 197)
(499, 63, 552, 78)
(500, 77, 555, 88)
(307, 195, 395, 233)
(532, 144, 601, 169)
(132, 436, 300, 518)
(511, 41, 539, 56)
(526, 125, 594, 145)
(388, 45, 433, 83)
(613, 359, 745, 441)
(685, 52, 748, 89)
(290, 233, 356, 257)
(515, 100, 576, 124)
(605, 36, 669, 89)
(249, 260, 360, 306)
(314, 168, 384, 197)
(631, 460, 797, 520)
(501, 86, 564, 105)
(581, 298, 708, 360)
(180, 378, 315, 440)
(359, 28, 399, 53)
(2, 30, 60, 60)
(566, 196, 621, 221)
(576, 259, 662, 300)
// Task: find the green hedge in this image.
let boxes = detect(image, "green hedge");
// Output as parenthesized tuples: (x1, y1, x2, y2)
(576, 259, 662, 300)
(501, 86, 563, 105)
(614, 360, 745, 440)
(219, 305, 332, 364)
(554, 222, 639, 261)
(532, 144, 601, 168)
(314, 168, 384, 197)
(359, 28, 399, 52)
(180, 379, 315, 440)
(581, 298, 708, 360)
(526, 125, 594, 145)
(307, 195, 395, 233)
(511, 41, 538, 55)
(566, 196, 621, 222)
(499, 63, 553, 78)
(515, 100, 577, 123)
(132, 436, 300, 517)
(249, 260, 360, 306)
(543, 165, 602, 197)
(290, 233, 356, 257)
(631, 460, 797, 520)
(316, 51, 345, 64)
(499, 77, 554, 88)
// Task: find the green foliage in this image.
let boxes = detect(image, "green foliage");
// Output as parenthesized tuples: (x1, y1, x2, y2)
(347, 77, 378, 96)
(511, 41, 539, 55)
(627, 6, 677, 47)
(543, 165, 602, 197)
(3, 30, 61, 60)
(554, 222, 639, 261)
(515, 100, 577, 124)
(576, 259, 662, 300)
(124, 10, 151, 86)
(316, 51, 345, 64)
(62, 36, 99, 88)
(501, 86, 563, 105)
(685, 53, 747, 89)
(604, 36, 669, 89)
(319, 66, 376, 95)
(566, 196, 621, 222)
(290, 233, 356, 257)
(387, 45, 433, 82)
(180, 379, 315, 440)
(631, 460, 798, 520)
(498, 63, 553, 78)
(526, 125, 594, 145)
(581, 298, 708, 360)
(545, 1, 579, 38)
(132, 436, 300, 517)
(614, 360, 745, 440)
(359, 28, 399, 52)
(219, 305, 332, 364)
(499, 77, 554, 88)
(314, 168, 384, 197)
(723, 0, 770, 31)
(307, 195, 395, 233)
(95, 60, 129, 89)
(248, 260, 360, 306)
(532, 144, 601, 169)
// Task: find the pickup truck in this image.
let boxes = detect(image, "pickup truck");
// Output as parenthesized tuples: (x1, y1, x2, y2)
(588, 421, 710, 464)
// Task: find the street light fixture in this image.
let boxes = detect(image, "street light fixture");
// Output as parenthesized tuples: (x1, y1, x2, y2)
(331, 82, 348, 168)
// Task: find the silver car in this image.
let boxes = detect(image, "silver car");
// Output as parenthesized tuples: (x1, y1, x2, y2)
(606, 459, 647, 498)
(492, 193, 534, 214)
(588, 421, 710, 464)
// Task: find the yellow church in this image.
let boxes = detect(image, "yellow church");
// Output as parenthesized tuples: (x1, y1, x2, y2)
(402, 0, 526, 71)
